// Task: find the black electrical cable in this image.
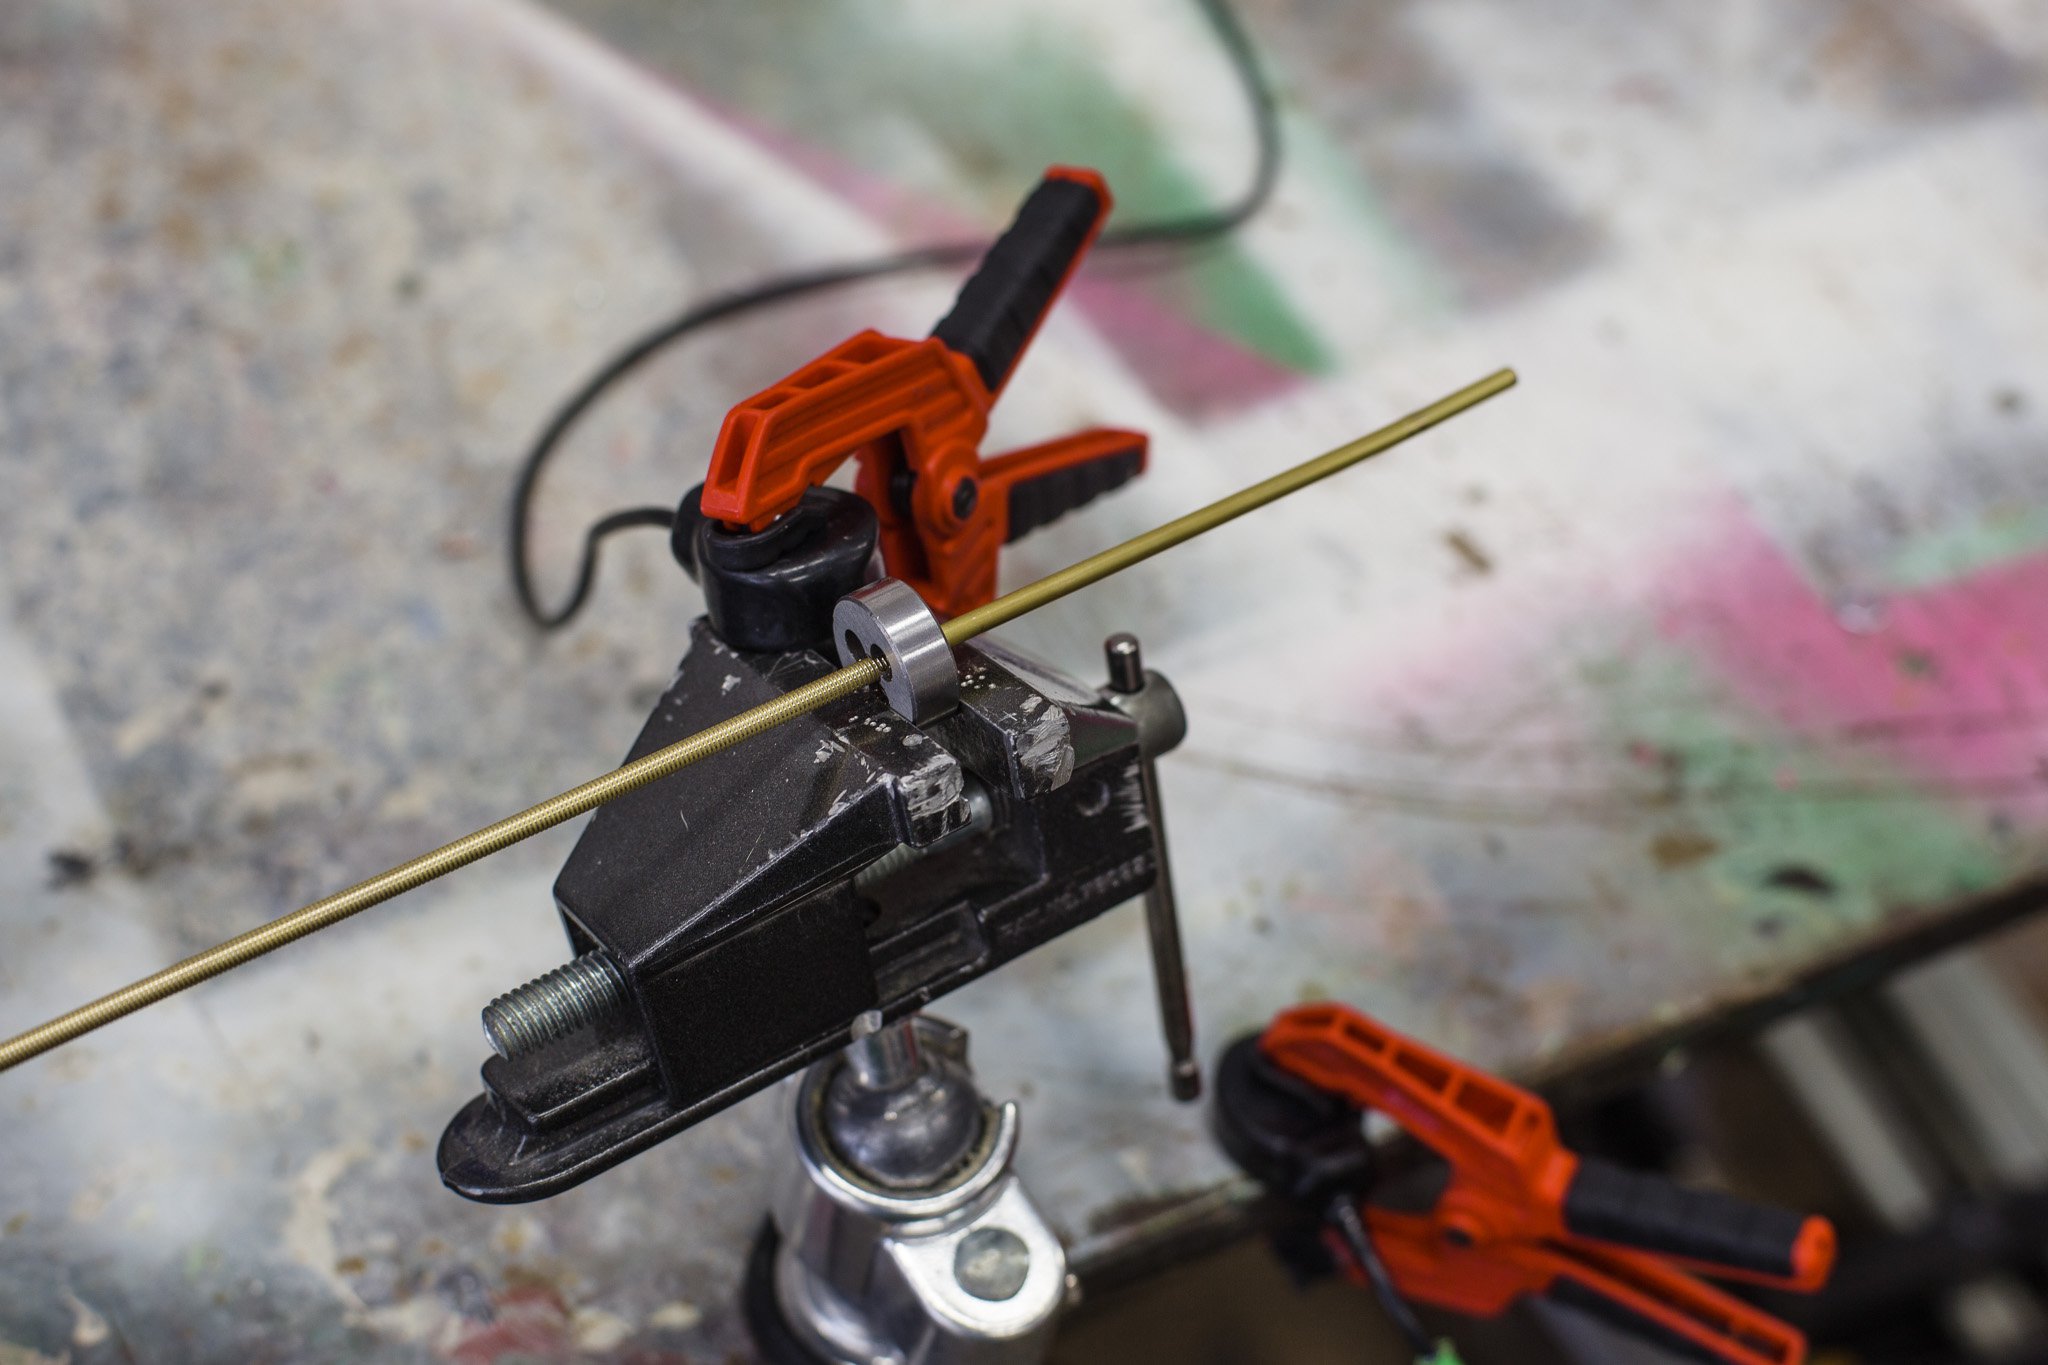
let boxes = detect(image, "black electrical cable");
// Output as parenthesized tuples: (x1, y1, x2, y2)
(1326, 1194, 1446, 1363)
(509, 0, 1280, 630)
(526, 504, 678, 634)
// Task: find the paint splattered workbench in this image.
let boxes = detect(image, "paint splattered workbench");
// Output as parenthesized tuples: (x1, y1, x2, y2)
(3, 0, 2046, 1357)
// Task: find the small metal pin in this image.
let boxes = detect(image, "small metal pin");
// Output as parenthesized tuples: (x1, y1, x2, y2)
(845, 1009, 921, 1090)
(1105, 632, 1145, 694)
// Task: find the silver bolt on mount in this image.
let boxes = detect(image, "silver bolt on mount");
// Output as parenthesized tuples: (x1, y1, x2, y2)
(844, 1009, 921, 1090)
(954, 1226, 1032, 1301)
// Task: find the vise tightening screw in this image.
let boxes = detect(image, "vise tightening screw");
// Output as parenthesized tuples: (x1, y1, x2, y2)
(481, 951, 628, 1060)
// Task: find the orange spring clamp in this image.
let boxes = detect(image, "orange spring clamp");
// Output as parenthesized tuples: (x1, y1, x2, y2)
(1217, 1002, 1837, 1365)
(697, 166, 1147, 620)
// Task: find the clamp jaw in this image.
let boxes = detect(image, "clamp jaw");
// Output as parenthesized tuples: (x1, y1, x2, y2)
(1216, 1002, 1838, 1365)
(438, 169, 1191, 1203)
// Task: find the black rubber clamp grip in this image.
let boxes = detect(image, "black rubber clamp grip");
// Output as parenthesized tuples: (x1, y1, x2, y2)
(1563, 1157, 1813, 1281)
(1548, 1276, 1724, 1365)
(1003, 444, 1145, 543)
(932, 170, 1108, 395)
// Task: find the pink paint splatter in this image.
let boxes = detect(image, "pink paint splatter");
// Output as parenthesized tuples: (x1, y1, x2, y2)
(708, 101, 974, 243)
(447, 1284, 571, 1363)
(1067, 274, 1304, 415)
(692, 100, 1305, 414)
(1654, 498, 2048, 787)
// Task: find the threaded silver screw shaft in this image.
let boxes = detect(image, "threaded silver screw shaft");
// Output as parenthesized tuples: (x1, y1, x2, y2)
(481, 951, 627, 1060)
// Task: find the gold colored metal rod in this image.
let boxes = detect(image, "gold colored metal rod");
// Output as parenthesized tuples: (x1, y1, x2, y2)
(0, 660, 883, 1073)
(943, 368, 1518, 646)
(0, 367, 1515, 1075)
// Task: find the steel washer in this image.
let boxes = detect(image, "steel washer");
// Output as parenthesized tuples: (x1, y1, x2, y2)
(832, 578, 958, 724)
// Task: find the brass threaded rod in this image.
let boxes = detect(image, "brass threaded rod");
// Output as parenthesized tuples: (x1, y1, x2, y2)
(0, 367, 1515, 1075)
(0, 660, 882, 1073)
(943, 369, 1518, 645)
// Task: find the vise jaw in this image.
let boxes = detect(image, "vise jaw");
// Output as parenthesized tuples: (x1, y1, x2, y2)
(437, 618, 1181, 1202)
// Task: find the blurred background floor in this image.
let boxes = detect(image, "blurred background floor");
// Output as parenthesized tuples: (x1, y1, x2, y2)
(4, 0, 2048, 1360)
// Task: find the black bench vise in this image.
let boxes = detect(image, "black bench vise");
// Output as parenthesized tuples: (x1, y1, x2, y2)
(437, 486, 1187, 1203)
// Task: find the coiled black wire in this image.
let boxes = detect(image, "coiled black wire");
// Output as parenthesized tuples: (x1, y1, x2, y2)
(509, 0, 1281, 630)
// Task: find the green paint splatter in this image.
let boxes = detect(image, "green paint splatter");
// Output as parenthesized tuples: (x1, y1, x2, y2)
(547, 0, 1329, 371)
(1284, 113, 1456, 321)
(907, 22, 1329, 371)
(1882, 502, 2048, 590)
(231, 238, 303, 293)
(183, 1241, 224, 1281)
(1896, 648, 1938, 679)
(1578, 641, 2008, 967)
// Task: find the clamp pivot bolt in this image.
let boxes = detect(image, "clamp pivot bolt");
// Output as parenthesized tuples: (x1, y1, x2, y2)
(950, 476, 980, 521)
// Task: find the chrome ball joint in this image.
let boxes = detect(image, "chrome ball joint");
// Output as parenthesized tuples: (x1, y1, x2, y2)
(748, 1013, 1069, 1365)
